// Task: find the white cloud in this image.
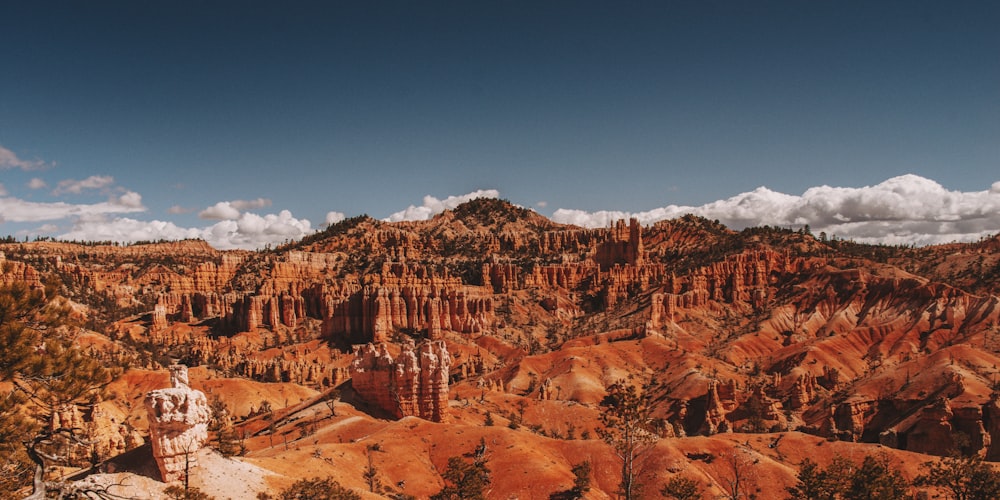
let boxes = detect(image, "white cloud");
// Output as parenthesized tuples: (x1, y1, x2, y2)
(199, 201, 242, 220)
(12, 176, 999, 251)
(202, 210, 313, 249)
(57, 216, 202, 243)
(552, 174, 1000, 246)
(116, 191, 143, 209)
(325, 211, 346, 226)
(198, 199, 273, 220)
(0, 183, 6, 196)
(0, 194, 146, 223)
(53, 175, 115, 195)
(229, 198, 272, 210)
(536, 201, 548, 208)
(57, 210, 315, 250)
(0, 145, 49, 171)
(384, 189, 501, 222)
(28, 178, 48, 189)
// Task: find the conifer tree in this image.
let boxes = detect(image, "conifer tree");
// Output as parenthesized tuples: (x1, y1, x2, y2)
(916, 455, 1000, 500)
(597, 381, 658, 500)
(432, 440, 491, 500)
(0, 282, 113, 497)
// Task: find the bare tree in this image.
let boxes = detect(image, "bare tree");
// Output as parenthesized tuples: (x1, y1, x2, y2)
(325, 389, 341, 417)
(363, 445, 382, 493)
(720, 445, 757, 500)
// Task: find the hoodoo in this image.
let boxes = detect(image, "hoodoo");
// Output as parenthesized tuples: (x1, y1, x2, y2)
(144, 365, 211, 483)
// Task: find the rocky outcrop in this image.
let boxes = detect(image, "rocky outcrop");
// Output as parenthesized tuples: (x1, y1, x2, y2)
(350, 340, 451, 422)
(46, 401, 144, 467)
(984, 394, 1000, 460)
(832, 399, 876, 442)
(880, 398, 993, 457)
(787, 374, 817, 410)
(651, 250, 803, 327)
(319, 266, 496, 342)
(899, 398, 955, 455)
(0, 252, 44, 287)
(146, 261, 497, 343)
(952, 405, 990, 457)
(744, 384, 783, 421)
(144, 365, 211, 483)
(700, 380, 731, 435)
(594, 218, 645, 270)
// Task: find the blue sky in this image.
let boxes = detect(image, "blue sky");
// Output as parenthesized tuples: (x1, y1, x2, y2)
(1, 1, 998, 248)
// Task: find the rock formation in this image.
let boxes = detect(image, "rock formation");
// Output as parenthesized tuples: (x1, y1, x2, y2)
(46, 401, 144, 467)
(984, 393, 1000, 460)
(700, 380, 731, 435)
(787, 374, 816, 410)
(350, 340, 451, 422)
(4, 197, 1000, 465)
(144, 365, 211, 482)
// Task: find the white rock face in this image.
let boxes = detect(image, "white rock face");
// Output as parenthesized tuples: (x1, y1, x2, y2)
(144, 365, 211, 482)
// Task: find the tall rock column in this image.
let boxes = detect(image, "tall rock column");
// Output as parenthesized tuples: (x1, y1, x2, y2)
(421, 340, 451, 422)
(349, 340, 451, 422)
(144, 365, 211, 483)
(394, 341, 421, 417)
(426, 297, 444, 339)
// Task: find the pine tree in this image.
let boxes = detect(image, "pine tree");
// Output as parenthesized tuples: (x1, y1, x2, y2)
(431, 443, 491, 500)
(597, 381, 658, 500)
(848, 454, 909, 500)
(0, 282, 113, 498)
(661, 475, 703, 500)
(788, 453, 909, 500)
(916, 455, 1000, 500)
(276, 477, 360, 500)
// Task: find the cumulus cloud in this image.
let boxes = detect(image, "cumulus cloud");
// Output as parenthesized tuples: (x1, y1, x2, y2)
(53, 175, 115, 195)
(28, 178, 48, 189)
(325, 211, 346, 226)
(198, 199, 273, 220)
(0, 183, 6, 196)
(14, 176, 1000, 251)
(0, 145, 49, 171)
(199, 201, 242, 220)
(57, 216, 202, 243)
(58, 210, 314, 250)
(116, 191, 143, 209)
(385, 189, 501, 222)
(197, 210, 314, 249)
(552, 174, 1000, 246)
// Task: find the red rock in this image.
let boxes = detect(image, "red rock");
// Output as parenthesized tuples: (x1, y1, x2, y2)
(350, 340, 451, 422)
